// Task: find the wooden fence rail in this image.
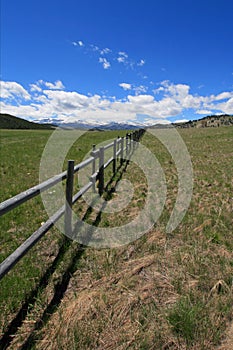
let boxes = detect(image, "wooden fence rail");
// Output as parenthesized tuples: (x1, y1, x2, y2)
(0, 129, 144, 280)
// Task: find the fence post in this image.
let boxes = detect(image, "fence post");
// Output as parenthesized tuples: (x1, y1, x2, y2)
(120, 137, 124, 165)
(129, 133, 132, 153)
(65, 160, 74, 236)
(98, 147, 104, 195)
(92, 144, 96, 192)
(132, 131, 135, 150)
(113, 139, 117, 174)
(126, 134, 129, 155)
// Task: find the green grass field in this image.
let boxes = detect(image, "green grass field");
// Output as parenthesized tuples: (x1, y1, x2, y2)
(0, 129, 127, 335)
(0, 127, 233, 349)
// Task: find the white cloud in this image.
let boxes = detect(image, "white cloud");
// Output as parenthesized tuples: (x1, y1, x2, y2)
(173, 119, 189, 123)
(155, 80, 206, 110)
(117, 56, 125, 63)
(196, 109, 213, 115)
(31, 80, 65, 91)
(100, 48, 111, 55)
(117, 51, 128, 63)
(1, 81, 178, 122)
(214, 97, 233, 114)
(118, 51, 128, 58)
(160, 80, 190, 101)
(44, 80, 65, 90)
(30, 83, 42, 92)
(134, 85, 148, 95)
(0, 81, 31, 100)
(72, 40, 84, 47)
(159, 81, 233, 114)
(1, 79, 233, 125)
(214, 91, 233, 101)
(142, 118, 171, 125)
(99, 57, 111, 69)
(72, 40, 146, 74)
(90, 44, 100, 52)
(43, 89, 91, 110)
(137, 59, 145, 66)
(119, 83, 132, 90)
(153, 86, 165, 94)
(119, 83, 148, 95)
(154, 97, 182, 117)
(0, 101, 38, 117)
(128, 95, 154, 104)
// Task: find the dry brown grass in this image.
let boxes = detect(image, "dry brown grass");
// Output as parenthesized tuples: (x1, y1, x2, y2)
(21, 223, 232, 349)
(35, 238, 179, 350)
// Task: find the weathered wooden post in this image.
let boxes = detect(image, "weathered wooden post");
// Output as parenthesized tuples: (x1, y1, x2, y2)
(120, 137, 124, 165)
(117, 136, 120, 161)
(65, 160, 74, 236)
(98, 147, 104, 195)
(126, 133, 129, 155)
(132, 131, 136, 150)
(92, 144, 96, 192)
(129, 132, 132, 153)
(113, 139, 117, 174)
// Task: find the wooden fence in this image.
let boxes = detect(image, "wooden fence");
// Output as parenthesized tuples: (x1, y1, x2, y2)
(0, 129, 145, 280)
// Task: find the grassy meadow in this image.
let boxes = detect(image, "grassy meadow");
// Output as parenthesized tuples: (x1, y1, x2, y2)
(0, 126, 233, 349)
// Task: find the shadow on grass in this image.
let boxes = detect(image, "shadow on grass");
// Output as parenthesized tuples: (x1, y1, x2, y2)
(0, 156, 133, 350)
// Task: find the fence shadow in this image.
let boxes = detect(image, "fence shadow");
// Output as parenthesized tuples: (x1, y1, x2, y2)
(0, 129, 145, 349)
(20, 157, 132, 350)
(0, 157, 132, 350)
(0, 235, 73, 350)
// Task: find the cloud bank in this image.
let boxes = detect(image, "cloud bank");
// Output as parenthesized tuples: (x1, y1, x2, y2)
(1, 79, 233, 125)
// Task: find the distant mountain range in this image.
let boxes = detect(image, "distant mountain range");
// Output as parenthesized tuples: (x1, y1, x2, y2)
(0, 114, 144, 130)
(1, 113, 233, 130)
(55, 121, 144, 130)
(32, 114, 233, 129)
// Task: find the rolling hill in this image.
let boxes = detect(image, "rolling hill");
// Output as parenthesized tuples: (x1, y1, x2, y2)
(174, 114, 233, 128)
(0, 114, 56, 130)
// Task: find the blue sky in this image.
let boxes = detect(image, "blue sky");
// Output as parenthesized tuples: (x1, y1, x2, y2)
(1, 0, 233, 125)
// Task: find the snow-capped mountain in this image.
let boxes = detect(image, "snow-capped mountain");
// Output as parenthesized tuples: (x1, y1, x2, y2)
(35, 119, 147, 130)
